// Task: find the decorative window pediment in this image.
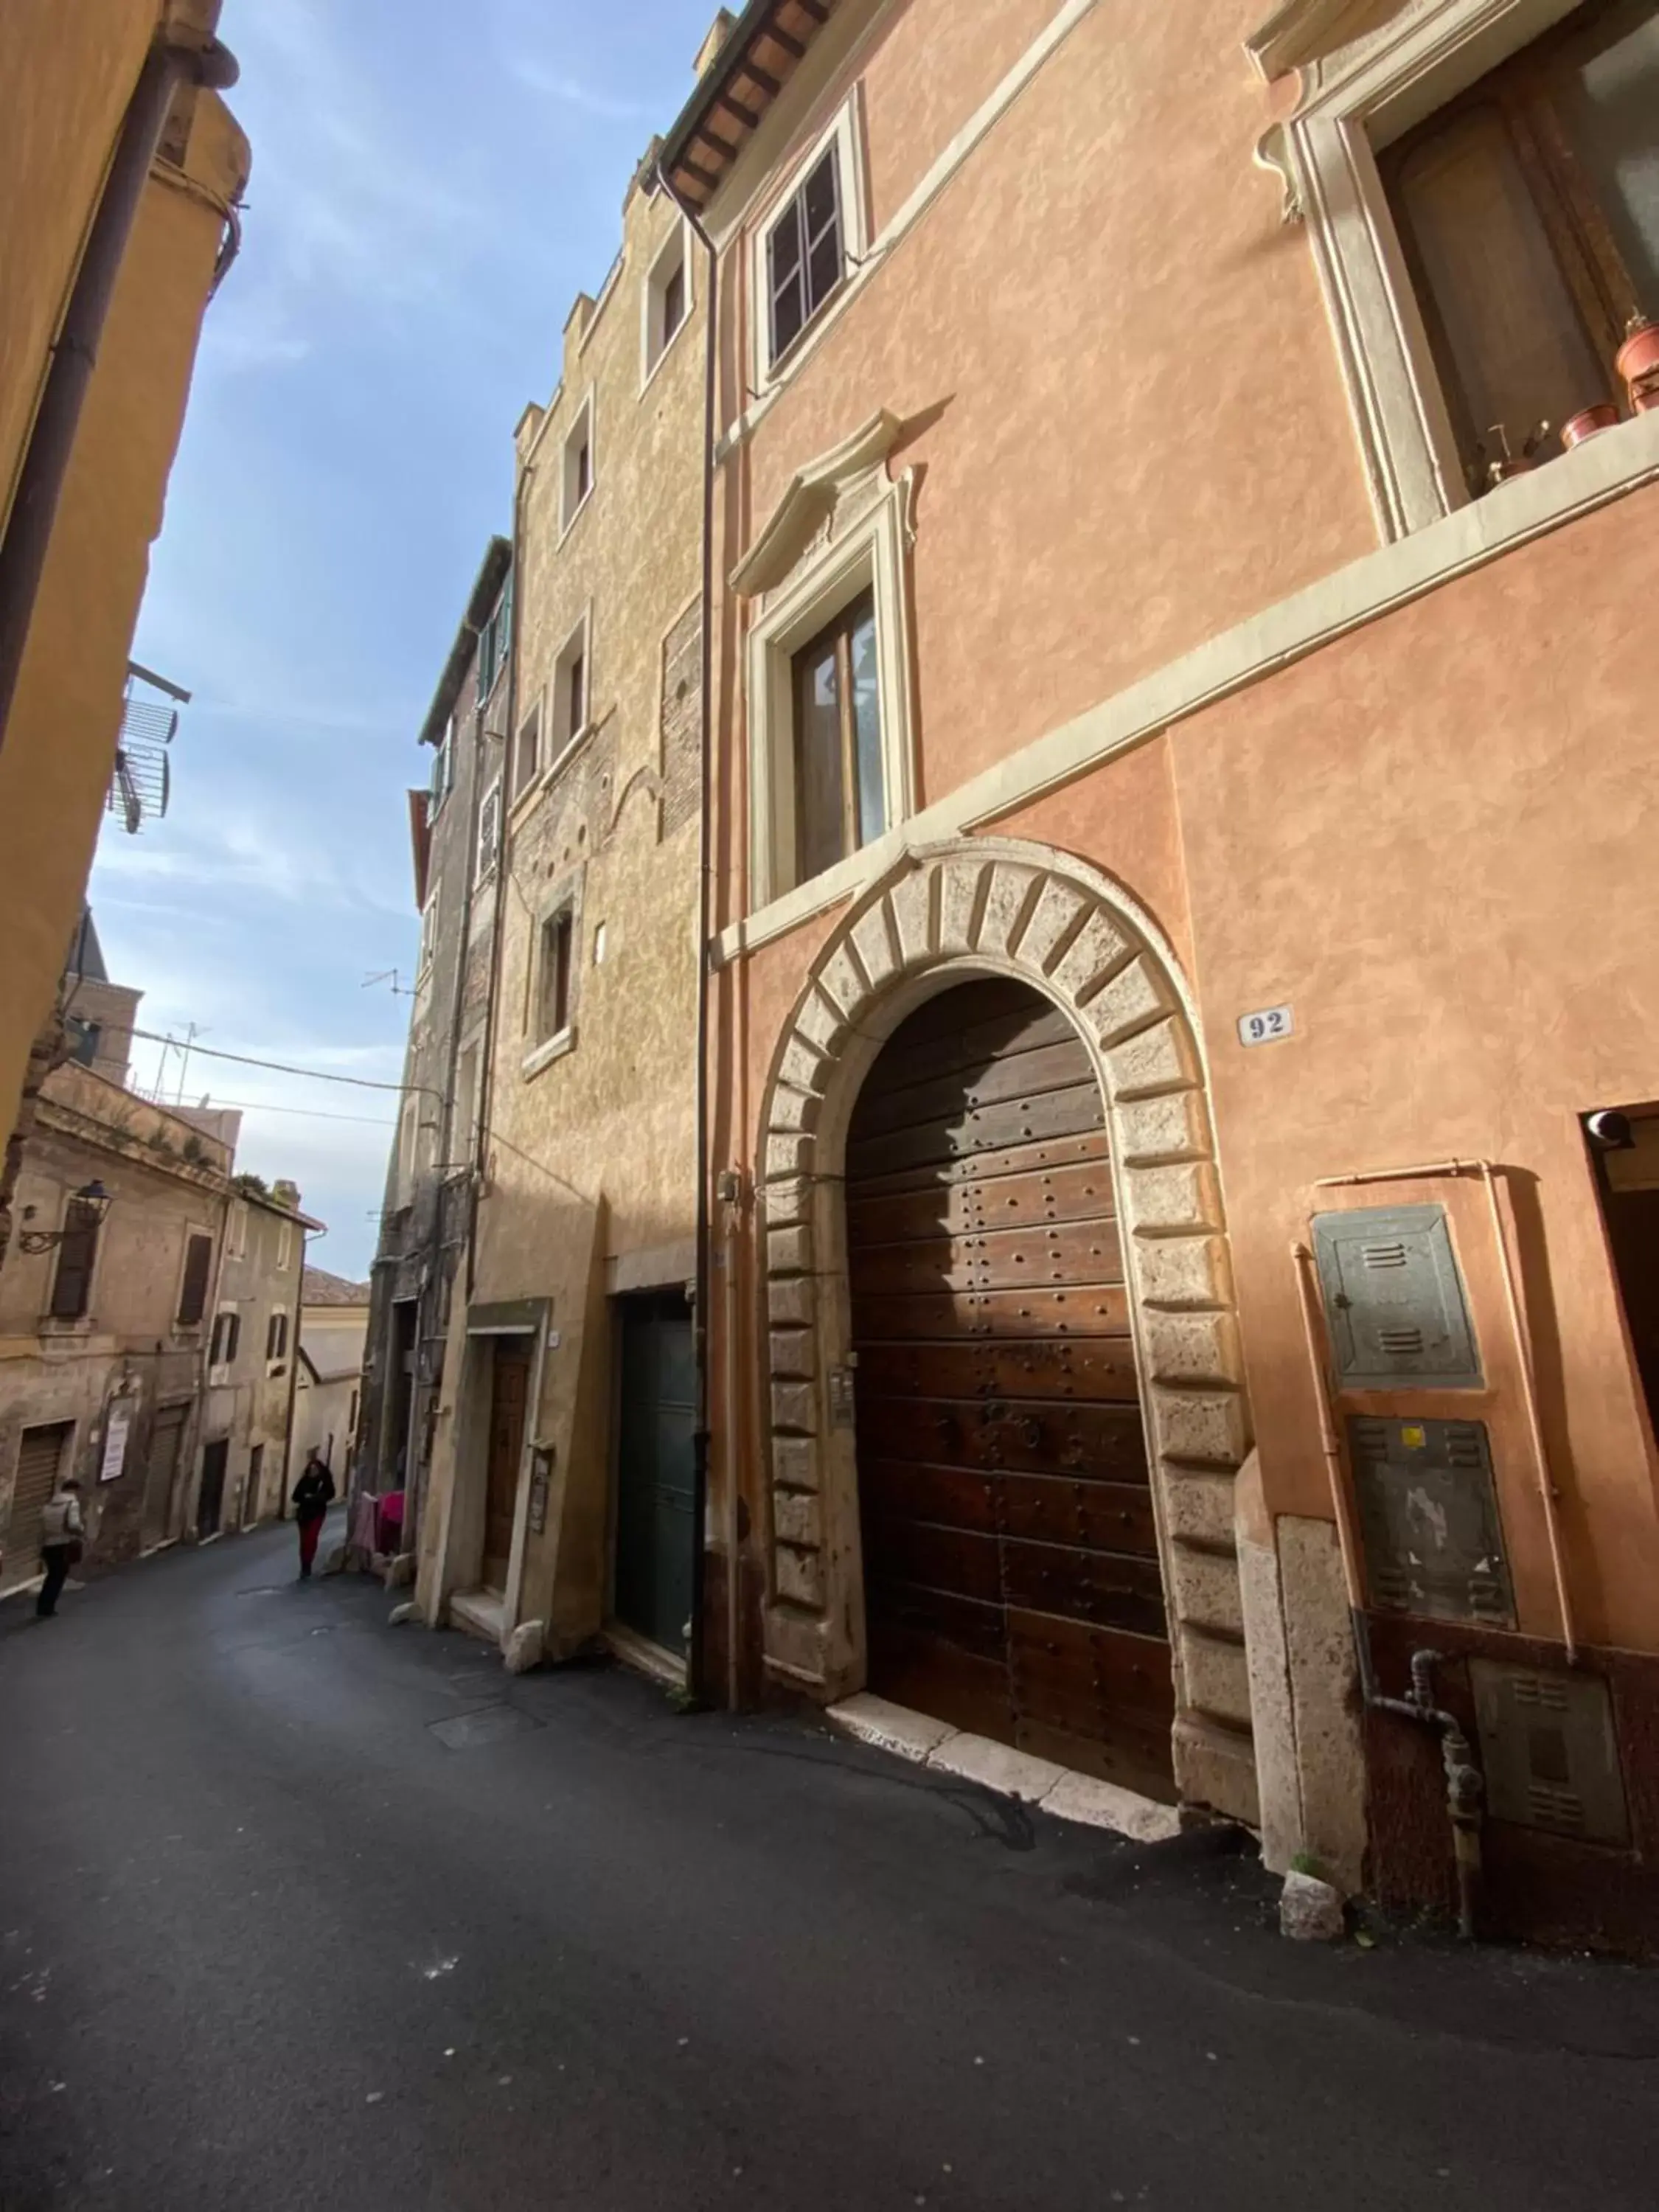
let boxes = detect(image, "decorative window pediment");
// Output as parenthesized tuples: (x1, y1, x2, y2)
(1245, 0, 1417, 80)
(731, 410, 902, 600)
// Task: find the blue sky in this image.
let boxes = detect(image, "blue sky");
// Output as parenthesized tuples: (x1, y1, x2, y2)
(91, 0, 716, 1279)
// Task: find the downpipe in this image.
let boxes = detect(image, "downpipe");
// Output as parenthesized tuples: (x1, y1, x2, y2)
(1293, 1240, 1486, 1938)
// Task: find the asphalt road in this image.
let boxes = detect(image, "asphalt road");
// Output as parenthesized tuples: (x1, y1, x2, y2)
(3, 1517, 1658, 2212)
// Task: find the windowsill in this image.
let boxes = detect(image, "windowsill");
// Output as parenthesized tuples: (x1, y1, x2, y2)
(38, 1313, 94, 1335)
(521, 1024, 577, 1082)
(639, 312, 692, 399)
(509, 721, 597, 824)
(558, 486, 594, 547)
(717, 406, 1659, 967)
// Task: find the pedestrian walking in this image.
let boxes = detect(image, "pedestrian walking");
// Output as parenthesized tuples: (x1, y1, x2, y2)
(290, 1453, 335, 1580)
(36, 1475, 86, 1619)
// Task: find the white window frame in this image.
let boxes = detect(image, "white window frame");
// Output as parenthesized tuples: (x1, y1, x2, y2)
(744, 469, 917, 911)
(476, 779, 503, 884)
(209, 1303, 240, 1380)
(560, 393, 596, 540)
(276, 1217, 293, 1273)
(226, 1197, 248, 1260)
(641, 216, 695, 391)
(417, 880, 441, 985)
(1255, 0, 1644, 541)
(750, 90, 868, 395)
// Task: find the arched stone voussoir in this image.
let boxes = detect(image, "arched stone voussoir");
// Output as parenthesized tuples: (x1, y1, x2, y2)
(753, 839, 1262, 1827)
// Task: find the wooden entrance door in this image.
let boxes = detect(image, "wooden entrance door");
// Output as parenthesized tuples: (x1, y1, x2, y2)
(482, 1338, 530, 1594)
(846, 978, 1176, 1800)
(142, 1405, 187, 1551)
(197, 1439, 229, 1539)
(3, 1422, 72, 1593)
(613, 1295, 698, 1656)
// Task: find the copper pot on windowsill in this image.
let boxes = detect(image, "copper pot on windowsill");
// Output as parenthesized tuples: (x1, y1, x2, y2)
(1618, 316, 1659, 413)
(1561, 403, 1621, 448)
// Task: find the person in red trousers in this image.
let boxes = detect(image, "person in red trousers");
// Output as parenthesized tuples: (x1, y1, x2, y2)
(289, 1453, 335, 1579)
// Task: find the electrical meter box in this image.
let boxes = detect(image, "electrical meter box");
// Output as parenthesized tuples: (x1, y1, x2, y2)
(1346, 1415, 1514, 1625)
(1312, 1204, 1482, 1390)
(1470, 1660, 1630, 1846)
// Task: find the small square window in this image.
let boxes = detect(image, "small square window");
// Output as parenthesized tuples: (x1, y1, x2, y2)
(789, 588, 883, 883)
(767, 145, 844, 367)
(512, 704, 541, 802)
(562, 398, 595, 534)
(537, 909, 575, 1044)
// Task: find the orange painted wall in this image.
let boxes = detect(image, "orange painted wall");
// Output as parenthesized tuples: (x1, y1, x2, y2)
(720, 0, 1374, 838)
(1170, 486, 1659, 1653)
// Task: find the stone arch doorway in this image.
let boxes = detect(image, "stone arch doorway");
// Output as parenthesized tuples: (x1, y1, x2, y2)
(755, 838, 1260, 1826)
(845, 974, 1176, 1800)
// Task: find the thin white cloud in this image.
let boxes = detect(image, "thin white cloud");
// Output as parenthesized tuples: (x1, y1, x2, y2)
(505, 55, 653, 121)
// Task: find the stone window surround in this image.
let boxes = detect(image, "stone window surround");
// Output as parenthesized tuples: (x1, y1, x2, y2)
(641, 214, 696, 395)
(521, 869, 584, 1082)
(560, 390, 596, 543)
(748, 84, 869, 397)
(1253, 0, 1648, 542)
(737, 414, 917, 912)
(475, 776, 503, 887)
(753, 835, 1262, 1829)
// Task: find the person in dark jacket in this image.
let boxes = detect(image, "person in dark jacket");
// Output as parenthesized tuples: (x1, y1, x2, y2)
(36, 1475, 86, 1618)
(290, 1453, 335, 1579)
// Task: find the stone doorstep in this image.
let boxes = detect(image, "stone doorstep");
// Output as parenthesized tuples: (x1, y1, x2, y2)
(448, 1587, 507, 1646)
(827, 1694, 1183, 1846)
(603, 1621, 688, 1691)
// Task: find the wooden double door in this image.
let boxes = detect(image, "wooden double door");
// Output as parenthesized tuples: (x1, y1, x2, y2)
(846, 979, 1176, 1801)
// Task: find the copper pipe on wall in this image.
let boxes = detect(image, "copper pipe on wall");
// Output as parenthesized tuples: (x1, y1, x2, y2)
(1312, 1157, 1578, 1661)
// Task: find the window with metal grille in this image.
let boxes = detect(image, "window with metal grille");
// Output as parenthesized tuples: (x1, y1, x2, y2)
(49, 1198, 102, 1320)
(790, 588, 883, 883)
(768, 147, 844, 366)
(177, 1231, 213, 1326)
(476, 781, 502, 883)
(1379, 0, 1659, 493)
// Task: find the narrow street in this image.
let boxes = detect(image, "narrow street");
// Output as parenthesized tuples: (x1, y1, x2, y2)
(0, 1529, 1654, 2211)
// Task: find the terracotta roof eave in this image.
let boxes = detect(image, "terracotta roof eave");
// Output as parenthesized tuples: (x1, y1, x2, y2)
(659, 0, 836, 207)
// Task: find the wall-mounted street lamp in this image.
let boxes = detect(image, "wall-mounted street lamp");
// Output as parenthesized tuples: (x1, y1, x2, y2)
(18, 1180, 113, 1254)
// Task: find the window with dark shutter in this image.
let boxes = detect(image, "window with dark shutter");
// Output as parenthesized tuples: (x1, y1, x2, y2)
(266, 1310, 289, 1362)
(177, 1231, 212, 1325)
(49, 1200, 102, 1320)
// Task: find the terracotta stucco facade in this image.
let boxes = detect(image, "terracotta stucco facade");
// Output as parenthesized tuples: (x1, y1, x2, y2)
(668, 0, 1659, 1948)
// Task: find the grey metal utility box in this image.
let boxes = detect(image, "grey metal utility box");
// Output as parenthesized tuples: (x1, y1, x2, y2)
(1471, 1660, 1630, 1846)
(1347, 1414, 1514, 1625)
(1312, 1203, 1482, 1390)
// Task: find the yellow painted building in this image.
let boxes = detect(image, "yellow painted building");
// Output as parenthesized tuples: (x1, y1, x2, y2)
(0, 1, 248, 1237)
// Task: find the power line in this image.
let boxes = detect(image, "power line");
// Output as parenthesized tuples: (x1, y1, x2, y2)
(128, 1025, 432, 1102)
(166, 1094, 397, 1130)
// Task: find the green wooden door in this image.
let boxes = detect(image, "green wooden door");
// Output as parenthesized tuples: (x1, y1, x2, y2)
(613, 1295, 697, 1656)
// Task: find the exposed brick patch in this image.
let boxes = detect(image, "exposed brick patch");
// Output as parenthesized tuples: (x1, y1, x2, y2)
(658, 599, 703, 841)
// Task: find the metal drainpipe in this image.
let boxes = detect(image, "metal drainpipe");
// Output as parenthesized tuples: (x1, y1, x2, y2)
(658, 164, 721, 1705)
(0, 24, 240, 751)
(1293, 1240, 1485, 1938)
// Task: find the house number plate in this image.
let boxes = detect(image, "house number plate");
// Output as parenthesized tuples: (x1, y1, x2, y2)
(1237, 1004, 1294, 1047)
